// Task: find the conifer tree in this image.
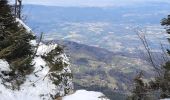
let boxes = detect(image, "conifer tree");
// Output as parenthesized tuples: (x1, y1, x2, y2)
(127, 72, 154, 100)
(152, 15, 170, 98)
(0, 0, 35, 90)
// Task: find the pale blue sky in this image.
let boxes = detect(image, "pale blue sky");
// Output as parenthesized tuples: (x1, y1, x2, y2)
(10, 0, 170, 7)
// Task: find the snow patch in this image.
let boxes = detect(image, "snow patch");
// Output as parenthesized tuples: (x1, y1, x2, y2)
(0, 59, 10, 71)
(16, 18, 32, 33)
(36, 43, 57, 56)
(0, 57, 57, 100)
(63, 90, 109, 100)
(30, 40, 37, 46)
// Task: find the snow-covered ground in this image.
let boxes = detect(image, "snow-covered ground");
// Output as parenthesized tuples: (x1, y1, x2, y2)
(0, 43, 73, 100)
(63, 90, 109, 100)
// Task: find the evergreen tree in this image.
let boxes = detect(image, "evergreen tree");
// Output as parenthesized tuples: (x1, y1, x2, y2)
(0, 0, 35, 90)
(127, 72, 154, 100)
(152, 15, 170, 98)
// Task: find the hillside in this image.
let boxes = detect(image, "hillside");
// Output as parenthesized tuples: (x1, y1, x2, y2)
(52, 40, 155, 99)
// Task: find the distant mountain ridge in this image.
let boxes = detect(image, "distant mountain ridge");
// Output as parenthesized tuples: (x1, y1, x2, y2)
(23, 4, 169, 54)
(23, 3, 170, 30)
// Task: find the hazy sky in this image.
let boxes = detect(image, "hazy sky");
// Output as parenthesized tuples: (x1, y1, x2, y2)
(10, 0, 170, 7)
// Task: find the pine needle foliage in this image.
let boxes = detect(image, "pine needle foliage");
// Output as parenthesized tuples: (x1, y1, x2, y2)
(0, 0, 35, 90)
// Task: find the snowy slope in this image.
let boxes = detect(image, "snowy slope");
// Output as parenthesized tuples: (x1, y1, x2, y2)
(0, 43, 73, 100)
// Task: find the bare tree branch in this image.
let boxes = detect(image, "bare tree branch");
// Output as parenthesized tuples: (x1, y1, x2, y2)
(136, 30, 161, 76)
